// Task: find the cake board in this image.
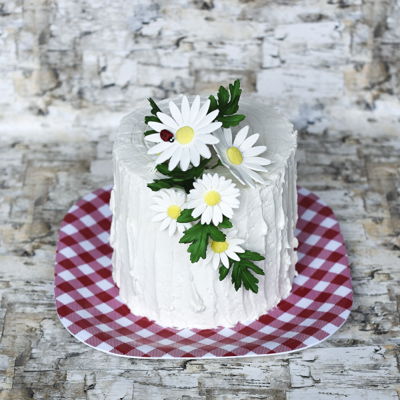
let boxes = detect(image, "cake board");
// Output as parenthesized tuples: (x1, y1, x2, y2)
(54, 186, 352, 359)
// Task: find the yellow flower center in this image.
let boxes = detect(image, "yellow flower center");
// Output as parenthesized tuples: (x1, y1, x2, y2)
(211, 240, 229, 253)
(204, 190, 221, 206)
(226, 146, 243, 165)
(167, 205, 181, 219)
(175, 126, 195, 144)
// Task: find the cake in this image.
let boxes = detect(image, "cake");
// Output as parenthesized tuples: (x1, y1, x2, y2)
(110, 81, 298, 329)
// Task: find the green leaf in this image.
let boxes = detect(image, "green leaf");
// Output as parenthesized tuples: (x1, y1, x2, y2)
(144, 98, 162, 136)
(229, 79, 241, 99)
(179, 225, 202, 243)
(217, 86, 229, 106)
(240, 250, 265, 261)
(177, 209, 199, 223)
(208, 225, 226, 241)
(209, 95, 219, 113)
(179, 222, 226, 263)
(218, 216, 233, 229)
(148, 97, 161, 116)
(156, 157, 209, 179)
(148, 157, 212, 193)
(209, 79, 246, 128)
(144, 115, 160, 124)
(218, 249, 265, 294)
(219, 265, 229, 280)
(147, 179, 185, 192)
(218, 114, 246, 128)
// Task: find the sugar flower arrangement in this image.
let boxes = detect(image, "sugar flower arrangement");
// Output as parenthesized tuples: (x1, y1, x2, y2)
(144, 80, 271, 293)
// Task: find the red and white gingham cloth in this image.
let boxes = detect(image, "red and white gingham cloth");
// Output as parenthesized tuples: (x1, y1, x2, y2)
(54, 186, 352, 358)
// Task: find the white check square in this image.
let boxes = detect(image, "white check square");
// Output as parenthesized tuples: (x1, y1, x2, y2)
(96, 279, 113, 291)
(59, 247, 77, 259)
(81, 214, 97, 227)
(76, 329, 93, 342)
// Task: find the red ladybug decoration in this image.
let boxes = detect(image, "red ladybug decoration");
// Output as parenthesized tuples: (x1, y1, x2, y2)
(160, 129, 174, 142)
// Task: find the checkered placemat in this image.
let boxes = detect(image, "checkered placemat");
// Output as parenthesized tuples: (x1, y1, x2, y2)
(54, 186, 352, 358)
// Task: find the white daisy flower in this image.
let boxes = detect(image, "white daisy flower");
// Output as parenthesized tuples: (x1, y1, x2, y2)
(150, 189, 191, 236)
(145, 96, 222, 171)
(187, 173, 240, 226)
(204, 230, 245, 269)
(213, 125, 272, 187)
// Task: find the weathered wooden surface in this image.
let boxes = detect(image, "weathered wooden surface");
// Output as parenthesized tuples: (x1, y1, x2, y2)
(0, 133, 399, 399)
(1, 0, 400, 140)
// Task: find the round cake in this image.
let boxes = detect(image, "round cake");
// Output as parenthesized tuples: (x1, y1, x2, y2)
(110, 92, 298, 329)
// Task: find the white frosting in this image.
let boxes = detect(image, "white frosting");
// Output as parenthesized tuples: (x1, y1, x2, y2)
(110, 96, 298, 329)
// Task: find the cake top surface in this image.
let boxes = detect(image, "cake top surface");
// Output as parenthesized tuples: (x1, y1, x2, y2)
(115, 95, 296, 187)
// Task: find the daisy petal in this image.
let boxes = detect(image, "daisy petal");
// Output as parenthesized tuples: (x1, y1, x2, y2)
(233, 125, 249, 146)
(219, 202, 233, 218)
(221, 252, 229, 268)
(205, 250, 213, 265)
(168, 220, 176, 236)
(169, 101, 184, 126)
(226, 250, 240, 261)
(195, 109, 219, 130)
(192, 99, 210, 126)
(148, 121, 169, 132)
(244, 162, 268, 172)
(160, 218, 170, 231)
(192, 203, 207, 218)
(181, 96, 190, 122)
(148, 141, 172, 155)
(201, 206, 212, 224)
(197, 122, 223, 135)
(240, 133, 260, 151)
(145, 133, 162, 143)
(243, 145, 267, 157)
(198, 134, 219, 145)
(212, 254, 220, 269)
(179, 149, 191, 171)
(189, 95, 200, 121)
(189, 146, 200, 167)
(247, 169, 265, 183)
(150, 204, 166, 212)
(230, 245, 245, 253)
(235, 168, 253, 186)
(223, 128, 233, 146)
(168, 147, 183, 170)
(197, 142, 211, 159)
(155, 144, 177, 164)
(246, 156, 271, 165)
(152, 213, 167, 222)
(212, 206, 223, 225)
(157, 112, 179, 131)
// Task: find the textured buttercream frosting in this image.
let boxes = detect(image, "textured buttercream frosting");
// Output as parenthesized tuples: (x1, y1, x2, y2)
(110, 96, 298, 329)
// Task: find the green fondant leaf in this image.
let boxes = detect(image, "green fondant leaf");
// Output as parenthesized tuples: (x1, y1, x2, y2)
(218, 114, 246, 128)
(148, 98, 161, 116)
(218, 249, 265, 294)
(209, 79, 246, 128)
(240, 250, 265, 262)
(219, 265, 229, 280)
(218, 216, 233, 229)
(179, 222, 226, 263)
(177, 208, 199, 223)
(144, 97, 162, 136)
(148, 158, 211, 193)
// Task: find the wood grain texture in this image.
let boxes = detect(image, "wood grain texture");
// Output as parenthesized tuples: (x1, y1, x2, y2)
(0, 132, 399, 399)
(1, 0, 400, 140)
